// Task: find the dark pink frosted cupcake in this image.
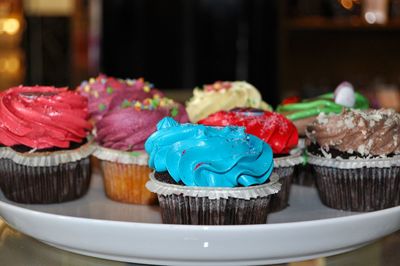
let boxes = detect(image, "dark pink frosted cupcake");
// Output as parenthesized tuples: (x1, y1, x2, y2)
(77, 74, 163, 123)
(92, 94, 188, 204)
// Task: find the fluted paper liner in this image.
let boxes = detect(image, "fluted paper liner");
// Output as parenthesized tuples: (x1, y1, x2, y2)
(146, 173, 281, 200)
(92, 144, 148, 165)
(269, 151, 302, 212)
(101, 161, 157, 205)
(307, 152, 400, 211)
(307, 152, 400, 169)
(270, 166, 295, 212)
(0, 157, 91, 204)
(0, 141, 95, 167)
(147, 173, 280, 225)
(273, 152, 303, 168)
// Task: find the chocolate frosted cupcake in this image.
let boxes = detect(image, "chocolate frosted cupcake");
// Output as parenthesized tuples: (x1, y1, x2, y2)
(0, 86, 94, 204)
(199, 108, 302, 212)
(306, 109, 400, 211)
(145, 117, 280, 225)
(92, 94, 188, 205)
(277, 82, 370, 187)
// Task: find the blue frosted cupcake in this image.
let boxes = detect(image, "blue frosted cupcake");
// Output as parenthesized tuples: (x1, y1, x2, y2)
(145, 117, 280, 225)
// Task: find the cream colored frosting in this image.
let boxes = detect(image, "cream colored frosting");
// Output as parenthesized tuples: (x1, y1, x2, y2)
(186, 81, 271, 123)
(306, 109, 400, 156)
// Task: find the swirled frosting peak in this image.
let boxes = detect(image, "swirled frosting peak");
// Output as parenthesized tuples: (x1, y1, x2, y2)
(186, 81, 272, 123)
(0, 86, 92, 149)
(96, 95, 188, 151)
(306, 109, 400, 156)
(77, 74, 162, 122)
(145, 117, 274, 187)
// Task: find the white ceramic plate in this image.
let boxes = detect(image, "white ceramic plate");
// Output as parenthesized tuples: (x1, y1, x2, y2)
(1, 173, 400, 266)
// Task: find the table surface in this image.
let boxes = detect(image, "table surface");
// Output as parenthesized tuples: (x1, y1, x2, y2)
(0, 212, 399, 266)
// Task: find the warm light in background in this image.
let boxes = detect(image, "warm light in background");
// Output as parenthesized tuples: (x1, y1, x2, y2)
(0, 18, 20, 35)
(0, 55, 20, 73)
(340, 0, 353, 10)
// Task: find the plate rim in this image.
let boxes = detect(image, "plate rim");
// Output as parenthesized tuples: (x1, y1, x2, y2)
(1, 195, 400, 230)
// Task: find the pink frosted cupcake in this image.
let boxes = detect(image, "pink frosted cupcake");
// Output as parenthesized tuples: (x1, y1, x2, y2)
(77, 74, 163, 123)
(92, 94, 188, 204)
(0, 86, 94, 203)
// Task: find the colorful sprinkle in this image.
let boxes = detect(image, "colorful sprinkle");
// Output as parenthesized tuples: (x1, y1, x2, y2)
(143, 86, 150, 93)
(98, 103, 106, 111)
(170, 107, 178, 117)
(106, 87, 114, 94)
(121, 99, 131, 108)
(89, 78, 96, 84)
(130, 151, 142, 157)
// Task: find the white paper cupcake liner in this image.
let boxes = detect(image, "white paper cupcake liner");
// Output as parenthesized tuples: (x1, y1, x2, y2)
(92, 144, 148, 165)
(273, 152, 304, 168)
(146, 173, 281, 200)
(0, 147, 7, 159)
(307, 152, 400, 169)
(0, 141, 95, 167)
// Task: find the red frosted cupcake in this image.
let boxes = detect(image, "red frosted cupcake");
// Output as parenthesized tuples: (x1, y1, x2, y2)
(0, 86, 94, 203)
(199, 108, 303, 211)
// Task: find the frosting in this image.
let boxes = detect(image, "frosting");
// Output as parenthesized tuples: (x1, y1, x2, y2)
(198, 108, 298, 154)
(306, 109, 400, 156)
(77, 74, 162, 122)
(0, 86, 92, 149)
(276, 82, 369, 121)
(96, 95, 188, 151)
(145, 117, 274, 187)
(186, 81, 272, 123)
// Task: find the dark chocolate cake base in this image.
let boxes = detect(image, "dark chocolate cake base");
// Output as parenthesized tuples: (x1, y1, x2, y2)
(292, 164, 315, 187)
(158, 194, 270, 225)
(0, 157, 91, 204)
(269, 166, 295, 212)
(312, 165, 400, 212)
(154, 172, 271, 225)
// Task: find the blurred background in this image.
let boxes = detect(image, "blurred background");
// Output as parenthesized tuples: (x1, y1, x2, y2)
(0, 0, 399, 109)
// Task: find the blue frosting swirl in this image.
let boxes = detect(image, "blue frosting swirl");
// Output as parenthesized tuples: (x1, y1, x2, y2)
(145, 117, 274, 187)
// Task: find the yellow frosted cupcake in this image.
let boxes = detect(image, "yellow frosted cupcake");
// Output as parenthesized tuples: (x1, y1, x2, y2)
(186, 81, 271, 122)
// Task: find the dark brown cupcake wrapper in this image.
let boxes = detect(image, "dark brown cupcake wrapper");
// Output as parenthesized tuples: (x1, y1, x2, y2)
(292, 164, 315, 187)
(157, 194, 271, 225)
(269, 166, 296, 212)
(312, 165, 400, 211)
(0, 157, 91, 204)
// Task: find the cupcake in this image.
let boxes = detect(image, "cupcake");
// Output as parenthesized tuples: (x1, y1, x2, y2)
(77, 74, 162, 123)
(92, 94, 188, 204)
(0, 86, 94, 204)
(198, 108, 303, 211)
(186, 81, 272, 123)
(276, 82, 369, 136)
(277, 82, 369, 187)
(145, 117, 281, 225)
(306, 108, 400, 211)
